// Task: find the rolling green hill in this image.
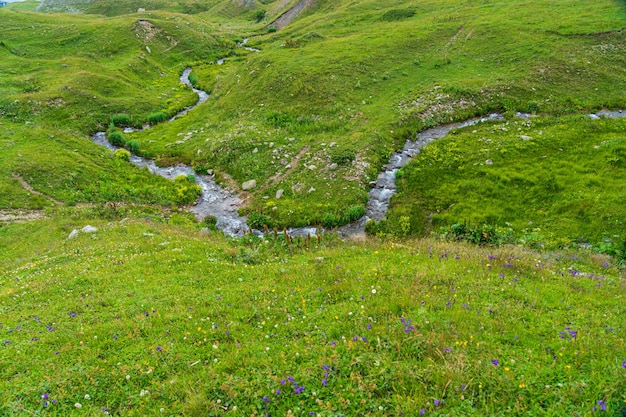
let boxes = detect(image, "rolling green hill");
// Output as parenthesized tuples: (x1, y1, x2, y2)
(1, 2, 626, 414)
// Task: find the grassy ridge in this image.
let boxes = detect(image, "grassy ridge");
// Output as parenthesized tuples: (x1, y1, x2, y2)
(1, 216, 625, 415)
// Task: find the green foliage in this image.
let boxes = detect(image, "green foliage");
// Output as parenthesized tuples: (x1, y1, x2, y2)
(108, 131, 127, 147)
(125, 139, 140, 154)
(147, 112, 168, 125)
(252, 9, 266, 23)
(343, 205, 365, 223)
(187, 73, 199, 87)
(445, 222, 514, 246)
(381, 9, 416, 22)
(202, 214, 218, 230)
(248, 211, 276, 229)
(330, 146, 356, 166)
(110, 113, 132, 127)
(595, 238, 626, 268)
(114, 148, 131, 161)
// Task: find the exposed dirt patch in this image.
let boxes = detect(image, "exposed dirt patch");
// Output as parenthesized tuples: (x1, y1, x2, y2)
(268, 0, 316, 30)
(0, 210, 47, 224)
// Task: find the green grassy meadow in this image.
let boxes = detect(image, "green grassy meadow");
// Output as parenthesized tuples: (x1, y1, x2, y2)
(1, 218, 625, 415)
(1, 0, 626, 415)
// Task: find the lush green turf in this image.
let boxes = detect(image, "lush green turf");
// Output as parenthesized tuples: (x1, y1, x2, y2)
(376, 115, 626, 248)
(1, 216, 625, 415)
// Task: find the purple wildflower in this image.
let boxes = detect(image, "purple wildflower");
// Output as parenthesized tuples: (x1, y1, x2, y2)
(461, 384, 467, 391)
(276, 389, 281, 395)
(322, 365, 330, 371)
(156, 346, 162, 352)
(69, 312, 76, 318)
(42, 393, 49, 400)
(622, 360, 626, 369)
(491, 359, 499, 366)
(322, 379, 327, 387)
(434, 399, 440, 406)
(419, 409, 425, 415)
(262, 396, 270, 403)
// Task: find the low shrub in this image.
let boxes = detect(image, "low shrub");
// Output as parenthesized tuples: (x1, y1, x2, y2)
(114, 148, 131, 161)
(147, 112, 168, 124)
(445, 222, 514, 246)
(203, 215, 218, 230)
(126, 140, 140, 154)
(110, 114, 131, 127)
(331, 147, 356, 166)
(342, 205, 365, 223)
(108, 131, 126, 147)
(188, 73, 199, 87)
(248, 212, 276, 229)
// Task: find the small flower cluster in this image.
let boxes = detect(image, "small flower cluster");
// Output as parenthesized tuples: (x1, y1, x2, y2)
(401, 317, 414, 333)
(559, 327, 577, 340)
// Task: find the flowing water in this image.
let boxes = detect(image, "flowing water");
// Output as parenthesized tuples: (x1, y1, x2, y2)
(91, 68, 626, 238)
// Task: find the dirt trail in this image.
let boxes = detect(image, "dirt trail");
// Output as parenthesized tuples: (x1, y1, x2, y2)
(268, 0, 315, 30)
(12, 173, 63, 205)
(261, 145, 309, 192)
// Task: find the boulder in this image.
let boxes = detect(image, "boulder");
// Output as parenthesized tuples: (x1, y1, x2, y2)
(81, 225, 97, 233)
(242, 180, 257, 190)
(68, 229, 79, 239)
(276, 189, 284, 199)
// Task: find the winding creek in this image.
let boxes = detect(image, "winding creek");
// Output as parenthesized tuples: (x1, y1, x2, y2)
(92, 69, 626, 238)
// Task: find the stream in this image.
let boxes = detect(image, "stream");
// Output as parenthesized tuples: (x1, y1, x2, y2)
(91, 68, 626, 238)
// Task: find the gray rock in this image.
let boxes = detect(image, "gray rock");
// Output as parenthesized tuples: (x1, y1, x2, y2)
(485, 159, 493, 165)
(68, 229, 79, 239)
(308, 165, 317, 170)
(82, 225, 97, 233)
(292, 183, 302, 193)
(242, 180, 257, 190)
(329, 163, 338, 170)
(276, 189, 284, 199)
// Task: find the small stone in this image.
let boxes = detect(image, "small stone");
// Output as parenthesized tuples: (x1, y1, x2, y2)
(276, 189, 284, 199)
(81, 225, 97, 233)
(137, 7, 145, 12)
(292, 184, 302, 193)
(242, 180, 257, 190)
(485, 159, 493, 165)
(280, 159, 288, 165)
(253, 148, 258, 153)
(369, 181, 377, 188)
(329, 163, 338, 170)
(308, 187, 316, 193)
(207, 169, 213, 176)
(145, 46, 151, 53)
(68, 229, 79, 239)
(308, 165, 317, 170)
(199, 228, 211, 236)
(330, 142, 337, 147)
(518, 135, 532, 140)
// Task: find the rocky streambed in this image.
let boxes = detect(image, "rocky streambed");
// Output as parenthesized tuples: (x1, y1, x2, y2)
(91, 69, 626, 238)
